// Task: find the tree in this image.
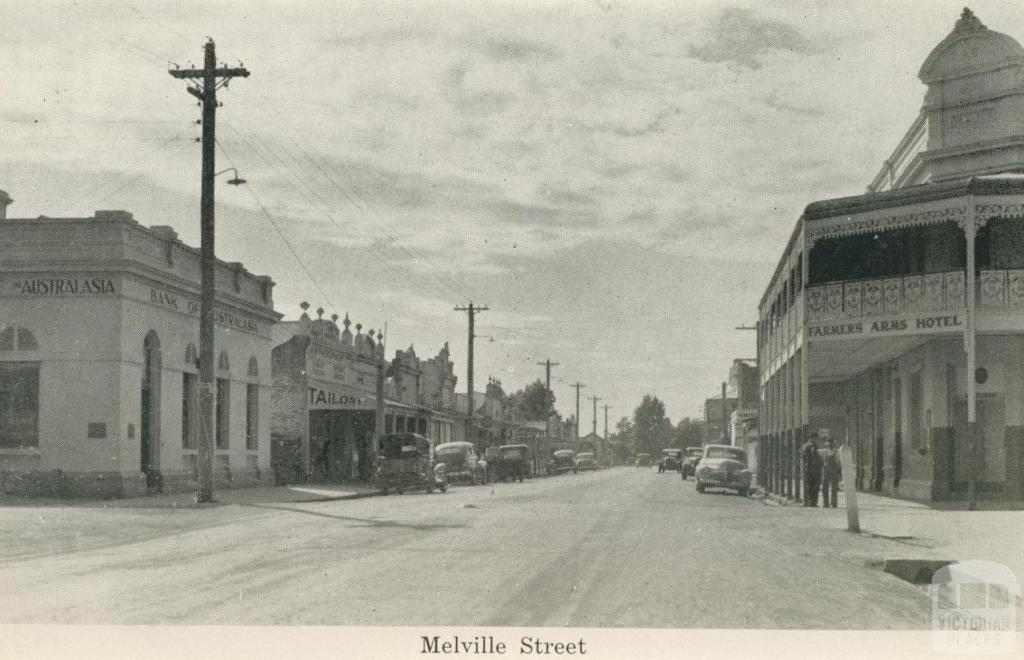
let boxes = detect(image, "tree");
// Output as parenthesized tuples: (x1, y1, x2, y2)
(506, 379, 554, 422)
(632, 395, 671, 455)
(674, 417, 703, 449)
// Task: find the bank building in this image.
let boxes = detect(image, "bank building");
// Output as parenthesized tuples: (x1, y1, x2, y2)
(758, 9, 1024, 505)
(0, 201, 280, 497)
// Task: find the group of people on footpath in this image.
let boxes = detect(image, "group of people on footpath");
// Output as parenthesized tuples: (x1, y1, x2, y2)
(800, 432, 842, 507)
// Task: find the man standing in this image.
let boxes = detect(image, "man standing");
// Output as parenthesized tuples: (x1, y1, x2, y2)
(801, 433, 823, 507)
(820, 438, 841, 508)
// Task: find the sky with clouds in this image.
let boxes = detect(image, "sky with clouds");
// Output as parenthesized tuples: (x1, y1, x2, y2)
(1, 0, 1021, 425)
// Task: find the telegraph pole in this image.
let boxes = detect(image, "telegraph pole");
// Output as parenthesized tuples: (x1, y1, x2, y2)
(170, 40, 249, 504)
(590, 395, 601, 436)
(455, 303, 488, 449)
(722, 381, 730, 445)
(571, 382, 586, 442)
(603, 403, 610, 467)
(537, 359, 559, 440)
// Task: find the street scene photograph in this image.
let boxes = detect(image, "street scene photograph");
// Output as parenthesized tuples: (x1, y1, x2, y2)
(1, 1, 1023, 658)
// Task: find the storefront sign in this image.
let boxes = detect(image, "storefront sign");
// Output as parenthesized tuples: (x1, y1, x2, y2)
(147, 286, 260, 334)
(9, 277, 116, 295)
(808, 313, 963, 341)
(308, 386, 373, 410)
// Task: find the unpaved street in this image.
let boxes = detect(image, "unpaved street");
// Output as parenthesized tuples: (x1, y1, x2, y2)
(0, 468, 934, 628)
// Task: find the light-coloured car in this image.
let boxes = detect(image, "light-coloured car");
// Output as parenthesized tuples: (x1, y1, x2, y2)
(695, 445, 752, 496)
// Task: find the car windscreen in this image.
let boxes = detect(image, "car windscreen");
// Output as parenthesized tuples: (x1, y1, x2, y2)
(705, 448, 746, 461)
(577, 454, 593, 460)
(499, 448, 524, 458)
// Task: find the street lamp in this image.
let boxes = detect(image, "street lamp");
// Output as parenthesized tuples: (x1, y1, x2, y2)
(215, 168, 246, 186)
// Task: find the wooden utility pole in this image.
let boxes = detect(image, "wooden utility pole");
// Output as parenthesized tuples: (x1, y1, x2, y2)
(721, 381, 730, 445)
(589, 395, 601, 436)
(571, 382, 586, 442)
(374, 327, 386, 477)
(170, 40, 249, 504)
(537, 359, 559, 440)
(455, 303, 488, 448)
(603, 403, 610, 467)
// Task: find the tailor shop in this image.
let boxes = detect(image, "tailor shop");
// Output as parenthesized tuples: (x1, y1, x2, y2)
(270, 316, 431, 485)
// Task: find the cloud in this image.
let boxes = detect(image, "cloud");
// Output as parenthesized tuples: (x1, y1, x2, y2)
(689, 7, 819, 70)
(478, 37, 561, 63)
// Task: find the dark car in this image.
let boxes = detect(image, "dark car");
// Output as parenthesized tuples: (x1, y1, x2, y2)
(695, 444, 752, 496)
(548, 449, 577, 475)
(658, 448, 683, 473)
(493, 444, 530, 482)
(434, 441, 487, 485)
(680, 447, 703, 480)
(576, 452, 597, 471)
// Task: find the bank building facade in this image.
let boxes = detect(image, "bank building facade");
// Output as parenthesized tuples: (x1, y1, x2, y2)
(758, 9, 1024, 505)
(0, 202, 280, 497)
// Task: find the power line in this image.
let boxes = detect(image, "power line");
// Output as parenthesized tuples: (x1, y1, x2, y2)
(215, 139, 337, 311)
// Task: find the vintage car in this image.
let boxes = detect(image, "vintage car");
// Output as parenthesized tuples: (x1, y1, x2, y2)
(680, 446, 703, 480)
(634, 453, 652, 468)
(548, 449, 577, 475)
(493, 444, 530, 482)
(575, 452, 598, 471)
(694, 444, 752, 496)
(433, 441, 487, 485)
(657, 448, 683, 473)
(376, 432, 447, 495)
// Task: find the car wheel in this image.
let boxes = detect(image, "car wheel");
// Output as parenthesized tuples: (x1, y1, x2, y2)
(696, 481, 705, 493)
(440, 482, 448, 493)
(737, 488, 749, 497)
(681, 472, 686, 481)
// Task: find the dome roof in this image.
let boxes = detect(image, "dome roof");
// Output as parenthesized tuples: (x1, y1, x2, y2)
(919, 8, 1024, 83)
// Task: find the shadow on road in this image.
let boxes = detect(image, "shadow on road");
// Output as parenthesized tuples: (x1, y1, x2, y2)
(241, 503, 466, 531)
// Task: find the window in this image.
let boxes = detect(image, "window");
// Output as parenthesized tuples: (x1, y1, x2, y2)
(216, 378, 230, 449)
(246, 383, 258, 450)
(182, 372, 196, 448)
(0, 362, 39, 448)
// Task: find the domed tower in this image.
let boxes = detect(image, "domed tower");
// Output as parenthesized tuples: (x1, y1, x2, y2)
(918, 8, 1024, 181)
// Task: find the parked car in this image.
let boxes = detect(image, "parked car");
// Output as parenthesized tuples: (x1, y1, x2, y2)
(548, 449, 577, 475)
(658, 448, 683, 473)
(433, 441, 487, 485)
(576, 452, 597, 471)
(695, 444, 752, 496)
(680, 447, 703, 480)
(493, 444, 531, 482)
(634, 453, 652, 468)
(376, 432, 447, 495)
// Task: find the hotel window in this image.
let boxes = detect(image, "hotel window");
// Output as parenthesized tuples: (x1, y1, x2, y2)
(0, 327, 40, 449)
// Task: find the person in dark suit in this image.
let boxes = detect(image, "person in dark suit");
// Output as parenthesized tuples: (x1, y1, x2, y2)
(820, 438, 842, 508)
(801, 433, 823, 507)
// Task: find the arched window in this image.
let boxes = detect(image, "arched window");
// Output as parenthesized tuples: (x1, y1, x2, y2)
(0, 326, 38, 352)
(216, 351, 231, 449)
(0, 326, 41, 449)
(246, 356, 259, 451)
(182, 344, 198, 449)
(141, 332, 162, 491)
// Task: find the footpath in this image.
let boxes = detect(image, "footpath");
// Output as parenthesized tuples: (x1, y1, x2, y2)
(757, 488, 1024, 590)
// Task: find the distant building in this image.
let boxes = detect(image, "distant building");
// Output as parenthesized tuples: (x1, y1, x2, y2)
(0, 204, 280, 497)
(704, 395, 738, 446)
(757, 10, 1024, 505)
